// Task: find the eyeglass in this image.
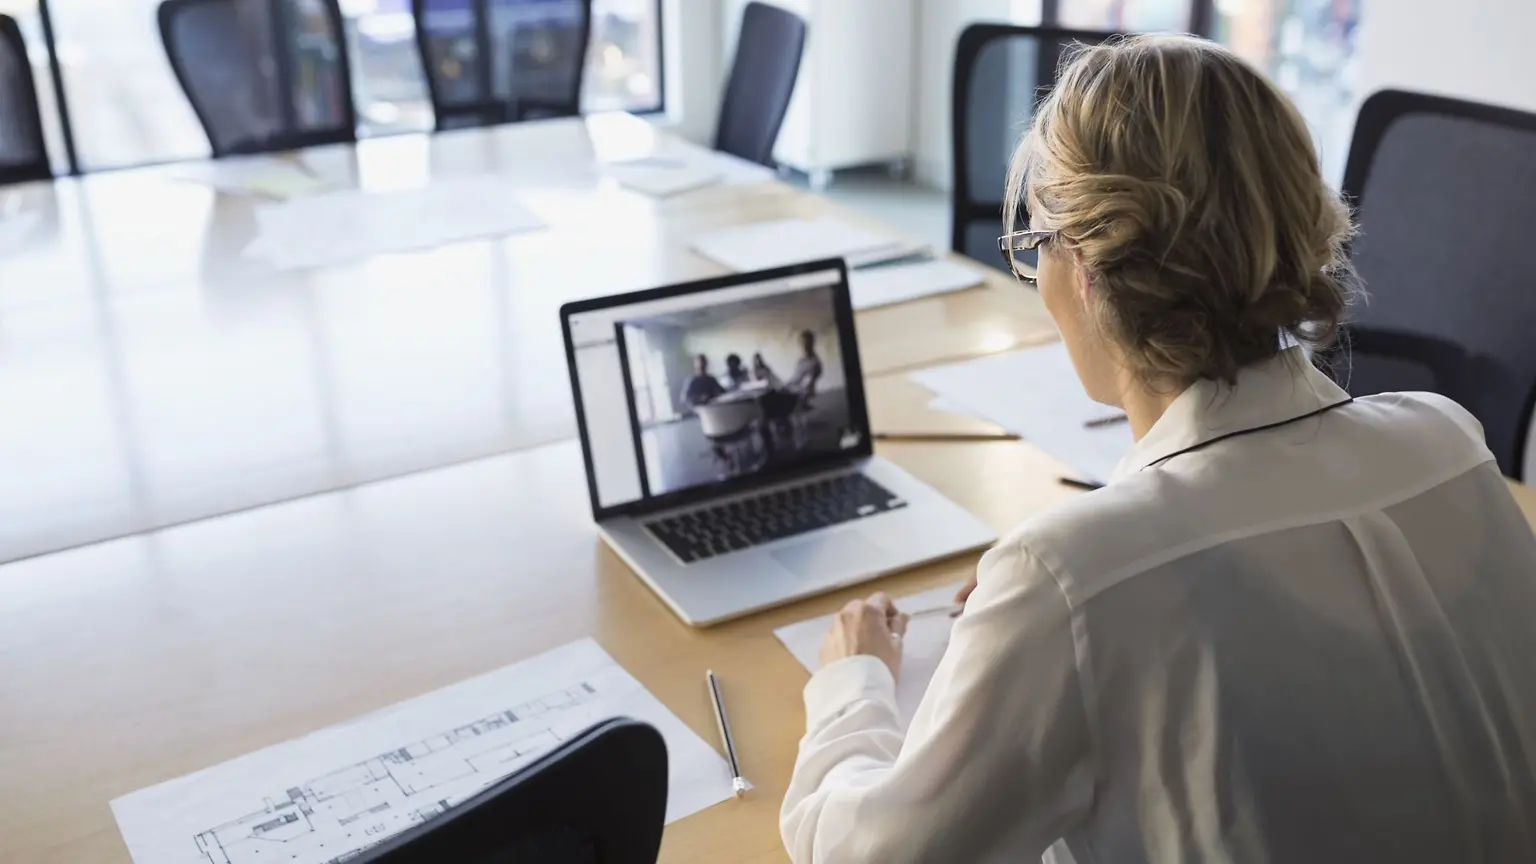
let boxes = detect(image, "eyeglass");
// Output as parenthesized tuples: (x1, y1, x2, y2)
(996, 230, 1057, 286)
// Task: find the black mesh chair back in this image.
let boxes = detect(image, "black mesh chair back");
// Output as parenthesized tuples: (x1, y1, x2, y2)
(159, 0, 357, 157)
(413, 0, 592, 131)
(349, 717, 668, 864)
(714, 1, 806, 167)
(1338, 89, 1536, 478)
(952, 24, 1118, 272)
(0, 15, 50, 185)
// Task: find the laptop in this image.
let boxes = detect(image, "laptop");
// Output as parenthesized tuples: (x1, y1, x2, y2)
(561, 258, 998, 626)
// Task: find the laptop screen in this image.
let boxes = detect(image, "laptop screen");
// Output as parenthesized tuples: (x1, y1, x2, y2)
(565, 261, 870, 518)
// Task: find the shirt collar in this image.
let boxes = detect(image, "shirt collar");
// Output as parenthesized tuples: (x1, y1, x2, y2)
(1111, 348, 1350, 481)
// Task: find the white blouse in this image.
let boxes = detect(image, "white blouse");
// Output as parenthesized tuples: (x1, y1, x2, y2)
(781, 350, 1536, 864)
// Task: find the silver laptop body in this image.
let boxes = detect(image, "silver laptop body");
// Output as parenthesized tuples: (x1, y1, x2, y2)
(561, 259, 997, 626)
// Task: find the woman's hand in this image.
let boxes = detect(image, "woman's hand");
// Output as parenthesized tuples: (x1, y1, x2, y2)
(954, 576, 978, 613)
(819, 592, 909, 680)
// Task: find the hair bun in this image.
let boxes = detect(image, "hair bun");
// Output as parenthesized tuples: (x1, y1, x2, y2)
(1004, 35, 1358, 388)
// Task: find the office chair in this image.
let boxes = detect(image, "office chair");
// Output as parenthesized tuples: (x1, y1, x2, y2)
(1335, 89, 1536, 478)
(159, 0, 357, 157)
(951, 24, 1118, 273)
(349, 717, 668, 864)
(413, 0, 592, 132)
(0, 14, 51, 185)
(714, 1, 806, 167)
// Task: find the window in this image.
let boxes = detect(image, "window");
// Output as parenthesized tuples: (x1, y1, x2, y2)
(1210, 0, 1361, 180)
(1045, 0, 1362, 182)
(1055, 0, 1195, 32)
(19, 0, 664, 171)
(583, 0, 661, 113)
(18, 0, 209, 170)
(330, 0, 665, 138)
(623, 326, 676, 427)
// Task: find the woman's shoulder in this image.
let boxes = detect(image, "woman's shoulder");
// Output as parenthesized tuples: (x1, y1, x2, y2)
(1353, 389, 1486, 447)
(989, 389, 1498, 607)
(987, 478, 1178, 605)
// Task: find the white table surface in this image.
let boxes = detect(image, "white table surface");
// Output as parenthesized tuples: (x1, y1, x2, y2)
(0, 114, 1049, 565)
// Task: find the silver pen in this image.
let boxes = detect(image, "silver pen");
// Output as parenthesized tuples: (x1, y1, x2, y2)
(706, 669, 748, 797)
(909, 602, 965, 619)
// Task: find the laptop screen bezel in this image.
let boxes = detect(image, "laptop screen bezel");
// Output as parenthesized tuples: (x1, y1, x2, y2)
(561, 258, 873, 523)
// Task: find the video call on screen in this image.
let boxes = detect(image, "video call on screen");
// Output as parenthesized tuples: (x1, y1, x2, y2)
(570, 270, 863, 510)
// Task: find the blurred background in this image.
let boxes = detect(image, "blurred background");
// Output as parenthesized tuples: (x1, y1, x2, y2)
(0, 0, 662, 170)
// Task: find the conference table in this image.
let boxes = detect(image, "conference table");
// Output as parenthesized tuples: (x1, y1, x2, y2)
(4, 116, 1534, 864)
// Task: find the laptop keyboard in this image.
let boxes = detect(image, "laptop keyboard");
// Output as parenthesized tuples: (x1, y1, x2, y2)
(645, 473, 908, 564)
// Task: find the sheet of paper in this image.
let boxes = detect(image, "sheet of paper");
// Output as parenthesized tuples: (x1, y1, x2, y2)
(691, 216, 913, 272)
(606, 160, 723, 197)
(775, 583, 965, 729)
(910, 343, 1135, 484)
(111, 639, 736, 864)
(848, 258, 985, 310)
(584, 112, 775, 186)
(243, 178, 546, 271)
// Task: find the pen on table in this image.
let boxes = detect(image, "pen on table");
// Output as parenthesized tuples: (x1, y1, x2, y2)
(909, 603, 966, 619)
(1058, 477, 1104, 492)
(851, 247, 936, 271)
(706, 670, 748, 797)
(1084, 413, 1129, 429)
(874, 431, 1021, 442)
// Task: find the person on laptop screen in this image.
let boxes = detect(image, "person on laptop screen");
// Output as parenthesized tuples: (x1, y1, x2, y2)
(752, 352, 782, 388)
(781, 35, 1536, 864)
(723, 354, 752, 391)
(679, 354, 725, 408)
(787, 330, 823, 398)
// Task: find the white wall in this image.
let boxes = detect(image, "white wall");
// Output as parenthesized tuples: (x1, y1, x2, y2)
(667, 0, 1027, 184)
(660, 0, 725, 144)
(1353, 0, 1536, 118)
(910, 0, 1019, 188)
(681, 300, 847, 394)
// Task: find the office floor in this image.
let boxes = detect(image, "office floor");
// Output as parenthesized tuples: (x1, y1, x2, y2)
(642, 389, 853, 494)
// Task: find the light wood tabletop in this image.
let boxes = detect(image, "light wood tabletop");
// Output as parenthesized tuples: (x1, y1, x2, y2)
(4, 361, 1536, 864)
(0, 115, 1055, 565)
(0, 368, 1081, 864)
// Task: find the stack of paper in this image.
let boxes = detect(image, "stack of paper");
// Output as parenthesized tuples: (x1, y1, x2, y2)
(910, 343, 1134, 484)
(112, 639, 738, 864)
(692, 216, 983, 309)
(243, 177, 546, 271)
(775, 583, 965, 728)
(691, 216, 916, 272)
(849, 258, 984, 310)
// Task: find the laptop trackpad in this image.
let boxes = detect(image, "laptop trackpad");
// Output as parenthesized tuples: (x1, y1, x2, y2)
(771, 530, 886, 581)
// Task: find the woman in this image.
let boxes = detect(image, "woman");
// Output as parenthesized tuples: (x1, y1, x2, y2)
(781, 35, 1536, 863)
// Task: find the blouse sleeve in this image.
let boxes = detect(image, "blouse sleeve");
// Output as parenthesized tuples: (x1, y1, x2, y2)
(779, 539, 1097, 863)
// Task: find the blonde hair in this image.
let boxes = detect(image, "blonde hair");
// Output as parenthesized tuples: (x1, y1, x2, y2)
(1005, 34, 1357, 388)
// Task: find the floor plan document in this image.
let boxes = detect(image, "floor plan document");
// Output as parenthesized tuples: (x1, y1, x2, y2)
(112, 639, 735, 864)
